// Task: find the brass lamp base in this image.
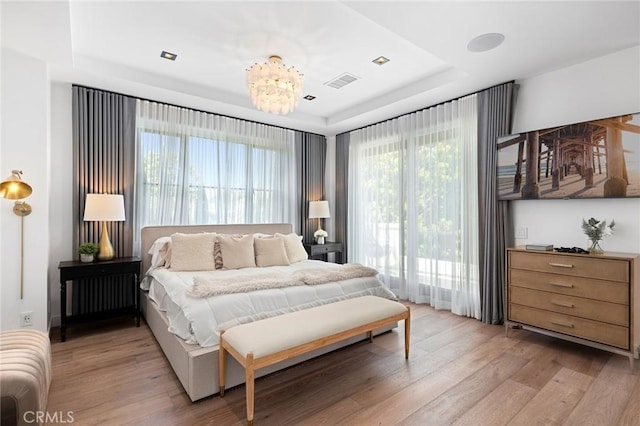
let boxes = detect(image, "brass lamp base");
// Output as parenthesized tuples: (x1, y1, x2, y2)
(97, 221, 115, 261)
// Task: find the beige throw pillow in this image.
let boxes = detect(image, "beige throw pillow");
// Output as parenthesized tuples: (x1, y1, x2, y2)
(254, 237, 290, 267)
(275, 233, 308, 264)
(170, 233, 216, 271)
(218, 234, 256, 269)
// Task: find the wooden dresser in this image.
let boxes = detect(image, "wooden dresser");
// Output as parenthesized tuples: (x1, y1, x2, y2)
(506, 247, 639, 366)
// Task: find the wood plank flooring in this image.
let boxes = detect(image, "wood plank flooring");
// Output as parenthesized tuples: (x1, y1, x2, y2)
(46, 303, 639, 425)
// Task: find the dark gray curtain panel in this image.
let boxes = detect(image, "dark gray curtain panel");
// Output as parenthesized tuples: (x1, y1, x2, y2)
(335, 132, 350, 263)
(477, 82, 515, 324)
(72, 86, 136, 314)
(295, 132, 327, 244)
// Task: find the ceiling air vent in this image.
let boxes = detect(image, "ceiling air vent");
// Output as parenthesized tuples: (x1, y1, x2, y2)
(324, 73, 359, 89)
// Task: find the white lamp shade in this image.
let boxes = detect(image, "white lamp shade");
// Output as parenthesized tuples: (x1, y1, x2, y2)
(309, 200, 330, 219)
(83, 194, 125, 221)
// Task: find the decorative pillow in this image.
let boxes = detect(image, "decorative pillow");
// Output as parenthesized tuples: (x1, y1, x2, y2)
(275, 233, 308, 264)
(213, 241, 223, 270)
(254, 237, 290, 267)
(169, 232, 217, 271)
(148, 237, 171, 268)
(218, 234, 256, 269)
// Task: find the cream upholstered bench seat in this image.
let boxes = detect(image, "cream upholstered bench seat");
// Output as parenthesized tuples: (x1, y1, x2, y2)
(0, 330, 52, 426)
(219, 295, 410, 426)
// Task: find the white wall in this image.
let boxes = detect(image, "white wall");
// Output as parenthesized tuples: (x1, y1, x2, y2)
(511, 46, 640, 253)
(48, 83, 73, 326)
(0, 48, 50, 331)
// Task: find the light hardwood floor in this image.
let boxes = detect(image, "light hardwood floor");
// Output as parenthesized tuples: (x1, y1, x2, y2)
(46, 303, 639, 425)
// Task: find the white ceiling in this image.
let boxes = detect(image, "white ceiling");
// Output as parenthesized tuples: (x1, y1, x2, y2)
(2, 1, 639, 136)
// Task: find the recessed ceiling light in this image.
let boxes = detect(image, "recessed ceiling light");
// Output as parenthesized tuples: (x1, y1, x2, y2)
(160, 51, 178, 61)
(467, 33, 505, 52)
(372, 56, 390, 65)
(304, 95, 316, 101)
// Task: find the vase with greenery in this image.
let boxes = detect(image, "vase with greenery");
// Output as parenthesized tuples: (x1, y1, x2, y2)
(78, 242, 99, 262)
(581, 217, 614, 254)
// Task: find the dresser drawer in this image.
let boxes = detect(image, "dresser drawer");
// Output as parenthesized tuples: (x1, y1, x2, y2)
(509, 304, 629, 349)
(509, 251, 628, 282)
(509, 286, 628, 326)
(509, 269, 629, 305)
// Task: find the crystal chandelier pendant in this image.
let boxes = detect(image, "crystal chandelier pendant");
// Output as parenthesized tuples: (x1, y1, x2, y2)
(246, 55, 303, 115)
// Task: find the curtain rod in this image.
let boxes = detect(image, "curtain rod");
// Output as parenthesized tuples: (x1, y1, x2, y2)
(72, 84, 326, 139)
(337, 80, 516, 137)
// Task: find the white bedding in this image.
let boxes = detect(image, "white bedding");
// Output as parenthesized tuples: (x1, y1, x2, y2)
(142, 260, 397, 347)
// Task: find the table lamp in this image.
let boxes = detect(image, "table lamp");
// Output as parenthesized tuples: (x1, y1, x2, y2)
(309, 200, 330, 232)
(83, 193, 125, 261)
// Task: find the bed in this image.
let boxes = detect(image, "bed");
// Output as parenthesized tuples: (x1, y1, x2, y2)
(140, 223, 398, 401)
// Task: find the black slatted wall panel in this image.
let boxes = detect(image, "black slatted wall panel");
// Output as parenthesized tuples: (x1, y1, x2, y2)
(295, 132, 327, 244)
(72, 86, 136, 315)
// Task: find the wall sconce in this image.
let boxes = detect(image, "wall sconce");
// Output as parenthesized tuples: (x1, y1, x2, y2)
(83, 193, 125, 261)
(0, 170, 33, 299)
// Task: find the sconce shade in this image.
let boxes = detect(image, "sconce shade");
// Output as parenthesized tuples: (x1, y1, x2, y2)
(309, 200, 330, 219)
(0, 170, 32, 200)
(83, 194, 125, 222)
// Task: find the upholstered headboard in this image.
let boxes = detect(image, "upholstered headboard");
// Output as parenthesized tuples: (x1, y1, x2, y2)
(140, 223, 293, 274)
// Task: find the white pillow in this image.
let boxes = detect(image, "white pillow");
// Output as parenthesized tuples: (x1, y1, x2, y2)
(148, 237, 171, 268)
(218, 234, 256, 269)
(169, 232, 217, 271)
(275, 233, 308, 264)
(254, 237, 290, 267)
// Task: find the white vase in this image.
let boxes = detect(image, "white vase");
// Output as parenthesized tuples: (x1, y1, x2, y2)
(80, 253, 94, 263)
(317, 236, 325, 245)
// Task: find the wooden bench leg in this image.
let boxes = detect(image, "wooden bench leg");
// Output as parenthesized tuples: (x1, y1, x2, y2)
(219, 331, 226, 397)
(405, 307, 411, 360)
(246, 353, 255, 426)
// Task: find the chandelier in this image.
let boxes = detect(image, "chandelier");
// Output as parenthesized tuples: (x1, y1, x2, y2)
(246, 55, 303, 115)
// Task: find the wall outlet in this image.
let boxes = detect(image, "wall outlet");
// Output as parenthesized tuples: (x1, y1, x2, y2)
(515, 227, 528, 239)
(20, 311, 33, 327)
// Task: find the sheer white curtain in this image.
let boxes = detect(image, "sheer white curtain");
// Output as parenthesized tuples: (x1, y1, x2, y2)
(348, 95, 480, 318)
(133, 100, 296, 251)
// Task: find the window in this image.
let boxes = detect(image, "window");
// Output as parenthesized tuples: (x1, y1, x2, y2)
(134, 101, 296, 245)
(348, 95, 480, 318)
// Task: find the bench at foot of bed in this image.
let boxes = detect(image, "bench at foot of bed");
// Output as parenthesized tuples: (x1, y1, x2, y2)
(219, 295, 410, 426)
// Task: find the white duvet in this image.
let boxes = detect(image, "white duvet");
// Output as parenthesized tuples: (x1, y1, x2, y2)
(142, 260, 398, 347)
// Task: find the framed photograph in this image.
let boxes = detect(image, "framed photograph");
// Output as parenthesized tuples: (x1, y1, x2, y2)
(497, 113, 640, 200)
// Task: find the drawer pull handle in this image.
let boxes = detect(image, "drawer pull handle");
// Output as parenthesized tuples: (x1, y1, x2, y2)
(549, 262, 574, 268)
(551, 301, 574, 308)
(551, 320, 574, 328)
(549, 282, 574, 288)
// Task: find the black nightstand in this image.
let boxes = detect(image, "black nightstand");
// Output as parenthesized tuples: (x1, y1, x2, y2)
(304, 242, 343, 263)
(58, 256, 141, 342)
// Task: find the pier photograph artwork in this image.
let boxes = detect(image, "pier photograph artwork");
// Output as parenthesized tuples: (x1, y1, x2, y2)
(497, 113, 640, 200)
